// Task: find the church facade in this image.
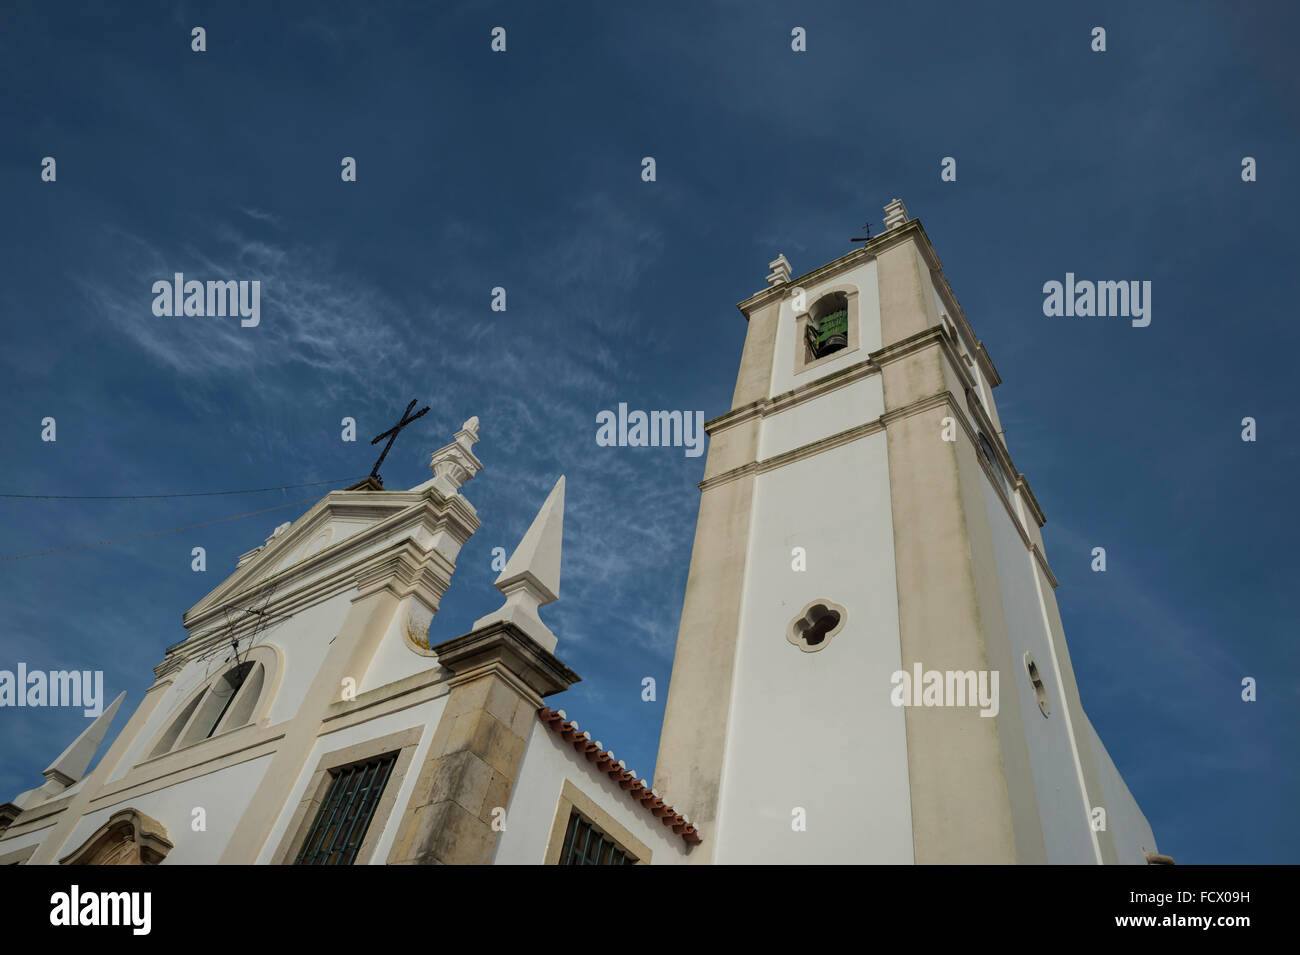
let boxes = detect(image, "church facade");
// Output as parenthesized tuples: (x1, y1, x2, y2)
(0, 201, 1164, 865)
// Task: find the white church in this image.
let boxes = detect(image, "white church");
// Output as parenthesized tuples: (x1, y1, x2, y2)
(0, 201, 1167, 865)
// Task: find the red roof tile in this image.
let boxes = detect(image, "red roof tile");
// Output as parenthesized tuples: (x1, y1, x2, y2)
(537, 707, 701, 845)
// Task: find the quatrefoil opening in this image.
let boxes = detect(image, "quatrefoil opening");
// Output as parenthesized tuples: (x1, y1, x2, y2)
(787, 599, 847, 653)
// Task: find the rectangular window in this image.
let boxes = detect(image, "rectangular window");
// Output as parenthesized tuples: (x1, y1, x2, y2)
(557, 810, 636, 865)
(294, 753, 397, 865)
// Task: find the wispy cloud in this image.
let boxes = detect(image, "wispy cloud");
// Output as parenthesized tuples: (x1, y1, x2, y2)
(73, 222, 426, 409)
(239, 207, 283, 227)
(67, 208, 698, 667)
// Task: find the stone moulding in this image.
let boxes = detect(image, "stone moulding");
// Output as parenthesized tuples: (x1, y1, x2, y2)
(58, 808, 173, 865)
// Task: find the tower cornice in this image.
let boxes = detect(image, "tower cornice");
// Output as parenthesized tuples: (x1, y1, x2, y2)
(737, 219, 931, 315)
(695, 325, 1052, 562)
(738, 216, 1001, 391)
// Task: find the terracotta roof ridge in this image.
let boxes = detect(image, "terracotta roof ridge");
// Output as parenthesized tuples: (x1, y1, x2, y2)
(537, 707, 701, 845)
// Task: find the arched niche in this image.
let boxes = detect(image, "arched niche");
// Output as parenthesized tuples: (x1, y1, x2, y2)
(60, 808, 173, 865)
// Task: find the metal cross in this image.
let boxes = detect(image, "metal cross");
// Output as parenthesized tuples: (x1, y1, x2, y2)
(366, 398, 430, 484)
(850, 220, 872, 244)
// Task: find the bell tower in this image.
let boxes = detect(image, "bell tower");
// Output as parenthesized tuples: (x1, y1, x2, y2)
(654, 200, 1160, 864)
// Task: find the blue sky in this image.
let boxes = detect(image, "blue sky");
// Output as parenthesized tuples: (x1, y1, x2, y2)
(1, 1, 1296, 864)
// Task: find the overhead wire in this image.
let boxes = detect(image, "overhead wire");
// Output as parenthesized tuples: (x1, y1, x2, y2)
(0, 476, 363, 501)
(0, 493, 328, 561)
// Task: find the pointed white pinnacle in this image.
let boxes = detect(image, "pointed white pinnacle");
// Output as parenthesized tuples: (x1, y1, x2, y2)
(471, 475, 565, 652)
(11, 691, 127, 809)
(495, 475, 563, 599)
(43, 691, 125, 788)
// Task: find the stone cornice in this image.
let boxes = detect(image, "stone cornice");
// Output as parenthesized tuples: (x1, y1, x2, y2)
(704, 327, 1036, 520)
(1015, 476, 1048, 527)
(890, 327, 1043, 528)
(97, 724, 287, 809)
(152, 656, 185, 680)
(92, 672, 457, 812)
(353, 542, 458, 605)
(876, 324, 948, 368)
(1032, 544, 1059, 589)
(941, 392, 1059, 588)
(697, 382, 1058, 589)
(183, 486, 476, 628)
(928, 266, 1001, 389)
(323, 667, 448, 731)
(736, 217, 1001, 390)
(0, 792, 72, 838)
(159, 540, 457, 675)
(976, 342, 1002, 388)
(705, 356, 879, 435)
(737, 219, 927, 315)
(433, 621, 581, 700)
(698, 417, 889, 493)
(168, 488, 478, 666)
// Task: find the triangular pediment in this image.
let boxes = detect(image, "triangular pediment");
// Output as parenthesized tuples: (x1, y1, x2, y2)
(183, 490, 438, 631)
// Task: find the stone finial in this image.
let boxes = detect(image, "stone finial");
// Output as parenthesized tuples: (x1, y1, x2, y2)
(428, 415, 484, 497)
(12, 692, 127, 809)
(42, 691, 125, 788)
(471, 475, 565, 652)
(458, 416, 479, 448)
(883, 198, 910, 231)
(766, 253, 792, 287)
(264, 522, 291, 547)
(239, 522, 290, 566)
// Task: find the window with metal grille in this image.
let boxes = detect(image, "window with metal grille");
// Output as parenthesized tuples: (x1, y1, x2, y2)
(557, 810, 636, 865)
(294, 753, 397, 865)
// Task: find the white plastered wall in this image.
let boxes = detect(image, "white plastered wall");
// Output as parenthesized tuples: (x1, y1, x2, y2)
(109, 590, 355, 782)
(1087, 719, 1159, 864)
(254, 697, 446, 864)
(359, 595, 441, 694)
(0, 820, 57, 859)
(981, 481, 1097, 863)
(59, 755, 274, 865)
(757, 376, 885, 461)
(492, 719, 690, 865)
(711, 433, 914, 864)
